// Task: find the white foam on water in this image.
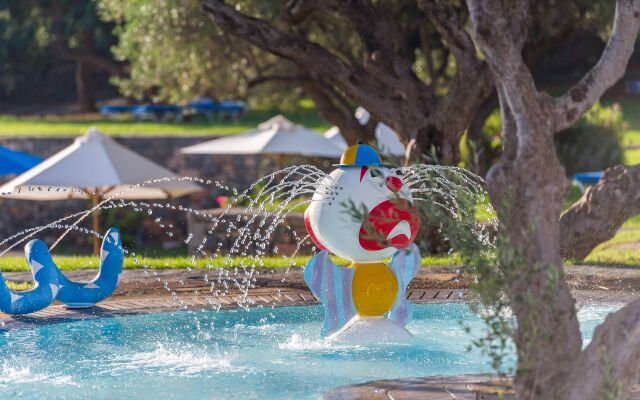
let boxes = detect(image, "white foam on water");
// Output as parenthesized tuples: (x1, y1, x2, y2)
(577, 304, 622, 322)
(278, 334, 363, 352)
(0, 361, 76, 388)
(108, 343, 244, 376)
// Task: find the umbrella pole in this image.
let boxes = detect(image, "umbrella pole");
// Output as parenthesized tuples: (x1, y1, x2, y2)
(277, 154, 285, 171)
(91, 193, 101, 256)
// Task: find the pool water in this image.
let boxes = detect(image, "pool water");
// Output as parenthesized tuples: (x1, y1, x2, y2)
(0, 303, 618, 399)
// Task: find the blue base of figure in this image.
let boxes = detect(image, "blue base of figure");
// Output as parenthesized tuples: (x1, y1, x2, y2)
(0, 228, 124, 315)
(303, 244, 421, 338)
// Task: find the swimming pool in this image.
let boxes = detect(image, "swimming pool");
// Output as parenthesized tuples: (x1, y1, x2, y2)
(0, 303, 618, 399)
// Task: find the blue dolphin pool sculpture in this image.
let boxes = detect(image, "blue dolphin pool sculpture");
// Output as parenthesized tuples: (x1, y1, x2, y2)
(0, 228, 124, 315)
(55, 228, 124, 308)
(0, 240, 60, 315)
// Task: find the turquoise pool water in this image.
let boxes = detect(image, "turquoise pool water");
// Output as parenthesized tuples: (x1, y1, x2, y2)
(0, 303, 618, 399)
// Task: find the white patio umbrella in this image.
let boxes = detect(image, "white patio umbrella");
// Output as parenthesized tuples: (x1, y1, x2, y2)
(0, 128, 202, 254)
(322, 108, 406, 158)
(323, 126, 348, 149)
(181, 115, 344, 168)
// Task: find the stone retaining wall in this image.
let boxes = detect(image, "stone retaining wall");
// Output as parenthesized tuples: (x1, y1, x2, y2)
(0, 136, 329, 250)
(0, 136, 277, 187)
(0, 135, 278, 249)
(187, 207, 314, 256)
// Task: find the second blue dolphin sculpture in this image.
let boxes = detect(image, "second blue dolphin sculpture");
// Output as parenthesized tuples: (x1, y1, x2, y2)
(0, 228, 124, 315)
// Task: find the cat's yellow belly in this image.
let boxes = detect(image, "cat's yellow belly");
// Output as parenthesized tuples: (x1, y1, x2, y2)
(350, 263, 398, 316)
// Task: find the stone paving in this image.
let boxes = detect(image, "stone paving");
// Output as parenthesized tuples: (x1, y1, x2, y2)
(325, 375, 514, 400)
(0, 287, 471, 330)
(326, 375, 640, 400)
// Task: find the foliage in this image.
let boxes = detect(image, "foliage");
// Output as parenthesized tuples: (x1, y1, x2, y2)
(555, 102, 626, 176)
(473, 102, 627, 177)
(0, 0, 116, 101)
(97, 0, 299, 108)
(96, 0, 451, 106)
(0, 3, 51, 98)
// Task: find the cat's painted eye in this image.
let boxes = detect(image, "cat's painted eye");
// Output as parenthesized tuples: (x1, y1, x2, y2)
(395, 169, 404, 176)
(370, 168, 382, 177)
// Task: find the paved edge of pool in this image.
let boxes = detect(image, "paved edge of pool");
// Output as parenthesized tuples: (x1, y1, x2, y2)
(0, 287, 631, 331)
(0, 287, 470, 330)
(323, 373, 640, 400)
(324, 374, 514, 400)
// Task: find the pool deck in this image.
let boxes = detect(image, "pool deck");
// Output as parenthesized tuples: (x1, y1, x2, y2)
(0, 287, 472, 330)
(325, 375, 514, 400)
(324, 374, 640, 400)
(1, 264, 638, 329)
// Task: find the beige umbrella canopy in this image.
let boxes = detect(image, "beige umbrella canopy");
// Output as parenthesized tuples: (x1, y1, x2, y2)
(0, 128, 202, 253)
(181, 115, 344, 168)
(323, 107, 407, 158)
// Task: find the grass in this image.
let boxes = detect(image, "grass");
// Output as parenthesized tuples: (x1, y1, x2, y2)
(557, 96, 640, 266)
(0, 110, 331, 137)
(602, 97, 640, 164)
(0, 253, 461, 273)
(582, 214, 640, 266)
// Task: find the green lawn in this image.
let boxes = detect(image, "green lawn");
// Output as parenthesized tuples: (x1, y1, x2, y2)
(544, 95, 640, 266)
(0, 254, 460, 273)
(602, 97, 640, 164)
(582, 215, 640, 266)
(0, 111, 330, 137)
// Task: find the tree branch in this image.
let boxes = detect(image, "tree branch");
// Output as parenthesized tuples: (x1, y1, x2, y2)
(552, 0, 640, 132)
(50, 3, 124, 76)
(560, 164, 640, 260)
(418, 0, 476, 63)
(202, 0, 407, 126)
(467, 0, 539, 121)
(247, 74, 311, 89)
(284, 0, 319, 24)
(53, 46, 124, 76)
(566, 298, 640, 400)
(302, 81, 375, 144)
(321, 0, 433, 106)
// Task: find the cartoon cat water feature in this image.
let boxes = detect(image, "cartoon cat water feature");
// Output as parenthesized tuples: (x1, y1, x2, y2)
(304, 143, 421, 342)
(0, 228, 124, 314)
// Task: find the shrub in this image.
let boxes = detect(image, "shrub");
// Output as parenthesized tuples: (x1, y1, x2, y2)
(554, 102, 626, 176)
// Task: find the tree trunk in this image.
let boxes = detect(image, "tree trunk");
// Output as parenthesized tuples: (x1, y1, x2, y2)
(560, 164, 640, 260)
(76, 60, 96, 113)
(75, 29, 98, 113)
(406, 124, 458, 165)
(485, 101, 583, 399)
(467, 92, 498, 175)
(489, 161, 583, 399)
(468, 0, 640, 397)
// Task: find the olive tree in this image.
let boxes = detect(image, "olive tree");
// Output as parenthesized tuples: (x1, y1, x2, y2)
(467, 0, 640, 397)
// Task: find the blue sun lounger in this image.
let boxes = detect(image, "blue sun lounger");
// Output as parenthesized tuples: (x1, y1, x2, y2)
(99, 105, 138, 116)
(572, 171, 604, 192)
(184, 97, 245, 121)
(132, 104, 183, 122)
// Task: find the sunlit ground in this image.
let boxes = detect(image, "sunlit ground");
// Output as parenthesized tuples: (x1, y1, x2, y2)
(0, 110, 329, 137)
